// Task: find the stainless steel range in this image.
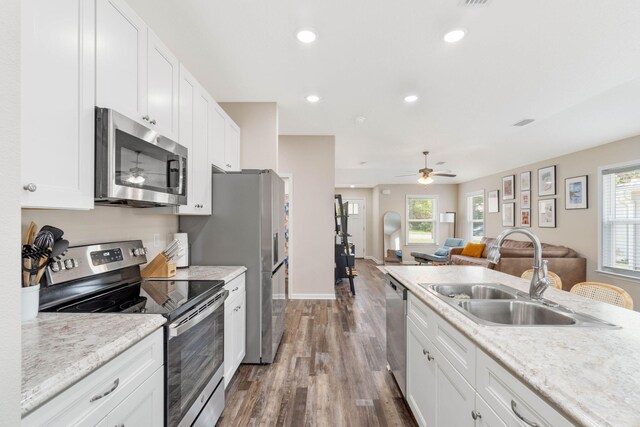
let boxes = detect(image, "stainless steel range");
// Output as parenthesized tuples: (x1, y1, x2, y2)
(39, 240, 228, 427)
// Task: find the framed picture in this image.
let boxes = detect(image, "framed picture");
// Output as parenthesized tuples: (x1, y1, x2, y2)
(538, 166, 556, 196)
(565, 175, 588, 209)
(538, 198, 556, 228)
(502, 202, 515, 227)
(520, 171, 531, 191)
(488, 190, 500, 213)
(502, 175, 515, 200)
(520, 209, 531, 227)
(520, 190, 531, 209)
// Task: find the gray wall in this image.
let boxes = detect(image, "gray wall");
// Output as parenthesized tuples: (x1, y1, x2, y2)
(458, 134, 640, 306)
(279, 136, 336, 298)
(0, 0, 21, 422)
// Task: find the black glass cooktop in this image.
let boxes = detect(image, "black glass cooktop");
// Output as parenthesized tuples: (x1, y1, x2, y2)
(46, 279, 224, 322)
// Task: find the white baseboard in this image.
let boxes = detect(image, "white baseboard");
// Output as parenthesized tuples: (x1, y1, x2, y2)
(289, 293, 336, 300)
(364, 256, 382, 265)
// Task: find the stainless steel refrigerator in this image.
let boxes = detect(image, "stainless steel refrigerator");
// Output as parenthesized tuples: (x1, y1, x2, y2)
(180, 169, 286, 364)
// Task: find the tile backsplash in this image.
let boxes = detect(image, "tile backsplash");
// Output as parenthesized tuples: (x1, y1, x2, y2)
(22, 207, 178, 263)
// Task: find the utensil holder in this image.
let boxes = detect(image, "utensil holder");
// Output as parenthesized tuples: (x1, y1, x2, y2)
(22, 284, 40, 321)
(141, 253, 177, 278)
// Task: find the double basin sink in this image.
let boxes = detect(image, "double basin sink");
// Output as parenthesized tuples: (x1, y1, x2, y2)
(424, 283, 618, 328)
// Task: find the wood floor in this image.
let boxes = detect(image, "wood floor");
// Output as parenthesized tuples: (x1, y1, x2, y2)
(216, 260, 417, 427)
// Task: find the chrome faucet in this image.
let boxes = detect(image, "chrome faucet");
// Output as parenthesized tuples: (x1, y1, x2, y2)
(486, 228, 552, 300)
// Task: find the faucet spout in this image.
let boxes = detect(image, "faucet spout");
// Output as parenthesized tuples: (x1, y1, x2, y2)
(488, 228, 551, 300)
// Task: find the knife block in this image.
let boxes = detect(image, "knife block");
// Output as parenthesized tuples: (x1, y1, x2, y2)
(141, 253, 177, 278)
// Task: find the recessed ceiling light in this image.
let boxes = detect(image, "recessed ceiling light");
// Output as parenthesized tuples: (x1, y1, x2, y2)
(355, 116, 367, 124)
(443, 29, 466, 43)
(350, 185, 355, 188)
(296, 28, 317, 44)
(306, 95, 321, 103)
(404, 95, 418, 103)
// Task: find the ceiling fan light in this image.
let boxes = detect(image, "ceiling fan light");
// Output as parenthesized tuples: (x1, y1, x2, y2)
(127, 175, 146, 184)
(418, 175, 434, 185)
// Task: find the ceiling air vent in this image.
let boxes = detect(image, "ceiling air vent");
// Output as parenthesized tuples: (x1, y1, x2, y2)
(461, 0, 490, 6)
(513, 118, 536, 127)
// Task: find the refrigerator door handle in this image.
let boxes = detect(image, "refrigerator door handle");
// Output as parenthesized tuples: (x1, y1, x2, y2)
(273, 233, 278, 265)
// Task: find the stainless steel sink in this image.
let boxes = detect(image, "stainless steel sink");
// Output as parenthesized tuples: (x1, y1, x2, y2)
(423, 282, 619, 328)
(457, 300, 576, 326)
(429, 283, 518, 300)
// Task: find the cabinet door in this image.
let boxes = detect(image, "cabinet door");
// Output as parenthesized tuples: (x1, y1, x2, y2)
(433, 345, 476, 427)
(224, 297, 235, 389)
(224, 120, 241, 171)
(209, 104, 227, 171)
(406, 317, 435, 427)
(233, 291, 247, 370)
(147, 29, 179, 141)
(105, 367, 164, 427)
(176, 68, 210, 215)
(474, 394, 507, 427)
(21, 0, 95, 209)
(96, 0, 147, 123)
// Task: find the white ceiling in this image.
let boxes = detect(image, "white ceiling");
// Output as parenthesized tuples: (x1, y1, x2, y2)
(128, 0, 640, 187)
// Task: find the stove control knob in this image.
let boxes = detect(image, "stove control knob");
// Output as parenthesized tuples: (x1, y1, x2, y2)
(73, 259, 79, 268)
(50, 262, 60, 272)
(64, 259, 74, 269)
(133, 248, 141, 256)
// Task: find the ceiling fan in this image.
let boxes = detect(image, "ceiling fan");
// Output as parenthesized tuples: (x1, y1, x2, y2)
(396, 151, 457, 184)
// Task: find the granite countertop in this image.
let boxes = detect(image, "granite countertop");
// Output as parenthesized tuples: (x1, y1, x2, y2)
(150, 265, 247, 283)
(22, 313, 166, 416)
(383, 265, 640, 427)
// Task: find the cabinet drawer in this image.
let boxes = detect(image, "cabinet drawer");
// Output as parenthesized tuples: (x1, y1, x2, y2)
(23, 329, 163, 427)
(224, 273, 246, 298)
(407, 293, 434, 337)
(476, 350, 573, 427)
(432, 314, 476, 386)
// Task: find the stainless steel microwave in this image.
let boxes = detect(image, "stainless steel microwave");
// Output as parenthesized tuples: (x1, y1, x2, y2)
(95, 108, 188, 207)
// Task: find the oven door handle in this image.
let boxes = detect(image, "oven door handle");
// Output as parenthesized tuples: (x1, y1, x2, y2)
(168, 290, 228, 339)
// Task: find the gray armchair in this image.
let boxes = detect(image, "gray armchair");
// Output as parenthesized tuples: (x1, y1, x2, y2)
(411, 238, 465, 264)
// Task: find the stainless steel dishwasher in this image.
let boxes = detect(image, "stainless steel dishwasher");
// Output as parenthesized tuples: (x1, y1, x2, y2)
(386, 274, 407, 397)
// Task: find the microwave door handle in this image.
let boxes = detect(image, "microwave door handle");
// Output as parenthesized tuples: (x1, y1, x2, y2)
(177, 155, 185, 194)
(168, 290, 228, 338)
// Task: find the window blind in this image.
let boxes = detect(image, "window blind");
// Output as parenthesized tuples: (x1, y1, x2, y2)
(601, 165, 640, 279)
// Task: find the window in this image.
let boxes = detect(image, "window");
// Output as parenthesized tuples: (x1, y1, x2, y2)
(406, 195, 437, 245)
(347, 203, 359, 216)
(466, 192, 485, 242)
(600, 163, 640, 279)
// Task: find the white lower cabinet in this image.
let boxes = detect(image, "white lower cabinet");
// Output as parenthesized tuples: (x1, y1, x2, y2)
(405, 292, 572, 427)
(22, 329, 164, 427)
(224, 273, 247, 388)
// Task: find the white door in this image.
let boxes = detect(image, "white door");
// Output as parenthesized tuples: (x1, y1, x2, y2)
(407, 317, 435, 427)
(105, 368, 164, 427)
(96, 0, 147, 122)
(223, 295, 234, 388)
(209, 104, 227, 170)
(433, 346, 476, 427)
(147, 29, 179, 140)
(474, 394, 508, 427)
(21, 0, 95, 209)
(224, 120, 241, 171)
(345, 199, 365, 258)
(234, 291, 247, 369)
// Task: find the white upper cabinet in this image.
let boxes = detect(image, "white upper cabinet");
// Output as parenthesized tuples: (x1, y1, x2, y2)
(146, 29, 179, 141)
(21, 0, 95, 209)
(224, 120, 241, 171)
(96, 0, 179, 140)
(209, 105, 227, 170)
(96, 0, 147, 121)
(176, 66, 211, 215)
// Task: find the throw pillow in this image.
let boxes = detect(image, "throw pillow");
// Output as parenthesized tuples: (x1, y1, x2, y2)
(460, 242, 486, 258)
(434, 247, 450, 257)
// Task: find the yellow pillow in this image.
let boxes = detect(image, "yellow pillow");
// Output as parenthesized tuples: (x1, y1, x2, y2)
(460, 242, 486, 258)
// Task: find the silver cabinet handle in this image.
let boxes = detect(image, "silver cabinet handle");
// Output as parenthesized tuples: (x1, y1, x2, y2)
(150, 119, 157, 125)
(471, 410, 482, 420)
(427, 352, 434, 361)
(90, 378, 119, 402)
(23, 183, 37, 192)
(232, 287, 239, 292)
(422, 349, 427, 355)
(511, 400, 539, 427)
(142, 115, 149, 121)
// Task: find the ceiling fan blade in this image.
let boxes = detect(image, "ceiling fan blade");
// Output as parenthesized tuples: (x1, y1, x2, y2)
(395, 173, 418, 177)
(430, 172, 457, 177)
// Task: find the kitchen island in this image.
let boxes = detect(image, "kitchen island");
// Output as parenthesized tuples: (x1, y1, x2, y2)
(21, 312, 165, 416)
(384, 265, 640, 427)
